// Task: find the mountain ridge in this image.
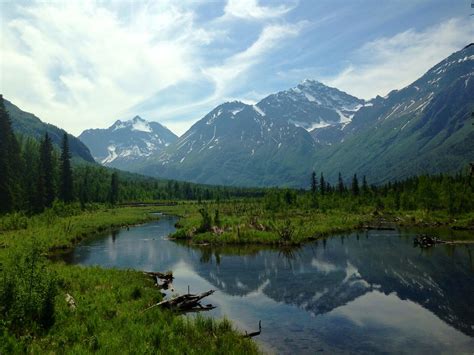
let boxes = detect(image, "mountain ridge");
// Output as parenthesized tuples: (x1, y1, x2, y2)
(79, 115, 177, 169)
(4, 98, 95, 163)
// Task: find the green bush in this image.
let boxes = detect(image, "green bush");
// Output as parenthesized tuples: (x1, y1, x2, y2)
(0, 243, 58, 335)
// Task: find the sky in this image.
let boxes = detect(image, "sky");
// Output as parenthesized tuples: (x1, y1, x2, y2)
(1, 0, 473, 136)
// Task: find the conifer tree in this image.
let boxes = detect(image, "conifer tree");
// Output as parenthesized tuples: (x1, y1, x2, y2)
(337, 172, 345, 195)
(59, 133, 73, 202)
(0, 95, 17, 213)
(311, 171, 317, 194)
(319, 173, 326, 195)
(110, 172, 119, 204)
(351, 174, 360, 196)
(36, 133, 55, 211)
(362, 175, 369, 195)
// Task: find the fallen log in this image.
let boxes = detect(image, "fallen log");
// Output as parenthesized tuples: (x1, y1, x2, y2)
(243, 320, 262, 338)
(144, 290, 216, 313)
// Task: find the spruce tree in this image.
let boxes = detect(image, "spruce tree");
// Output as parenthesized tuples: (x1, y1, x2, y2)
(311, 171, 317, 194)
(319, 173, 326, 195)
(40, 133, 56, 208)
(362, 175, 369, 195)
(59, 133, 74, 202)
(351, 174, 360, 196)
(0, 95, 16, 213)
(110, 172, 119, 204)
(337, 172, 345, 195)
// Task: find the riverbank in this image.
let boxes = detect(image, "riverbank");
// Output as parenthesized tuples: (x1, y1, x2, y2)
(0, 206, 258, 354)
(158, 202, 474, 245)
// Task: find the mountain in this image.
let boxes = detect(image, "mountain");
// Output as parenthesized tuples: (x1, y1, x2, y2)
(139, 101, 317, 187)
(137, 81, 365, 187)
(87, 44, 473, 187)
(79, 116, 177, 169)
(258, 79, 365, 135)
(4, 98, 95, 163)
(315, 43, 474, 183)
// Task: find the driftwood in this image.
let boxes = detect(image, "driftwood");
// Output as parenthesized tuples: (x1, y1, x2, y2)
(414, 234, 444, 248)
(414, 234, 474, 248)
(243, 320, 262, 338)
(144, 271, 174, 290)
(144, 290, 216, 313)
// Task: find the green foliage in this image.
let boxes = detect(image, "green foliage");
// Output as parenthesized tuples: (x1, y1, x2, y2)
(198, 208, 212, 233)
(59, 133, 74, 203)
(214, 208, 221, 228)
(109, 172, 119, 205)
(0, 242, 58, 335)
(0, 95, 22, 214)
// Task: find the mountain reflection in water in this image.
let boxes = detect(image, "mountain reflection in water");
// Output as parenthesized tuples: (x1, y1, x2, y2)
(63, 215, 474, 354)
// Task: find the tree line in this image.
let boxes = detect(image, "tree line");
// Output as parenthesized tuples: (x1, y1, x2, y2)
(0, 95, 264, 215)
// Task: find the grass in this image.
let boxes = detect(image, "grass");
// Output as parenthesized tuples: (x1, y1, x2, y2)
(163, 201, 373, 245)
(161, 201, 474, 245)
(0, 205, 259, 354)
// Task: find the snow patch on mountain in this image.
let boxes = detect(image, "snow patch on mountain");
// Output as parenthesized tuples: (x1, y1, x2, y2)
(132, 119, 152, 132)
(253, 105, 266, 116)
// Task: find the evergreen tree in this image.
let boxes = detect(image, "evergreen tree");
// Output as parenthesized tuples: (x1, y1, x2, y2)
(319, 173, 326, 195)
(362, 175, 369, 195)
(351, 174, 360, 196)
(311, 171, 317, 194)
(0, 95, 18, 213)
(337, 172, 345, 195)
(59, 133, 73, 202)
(37, 133, 55, 211)
(110, 172, 119, 204)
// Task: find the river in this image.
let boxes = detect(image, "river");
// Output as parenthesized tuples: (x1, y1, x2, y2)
(61, 214, 474, 354)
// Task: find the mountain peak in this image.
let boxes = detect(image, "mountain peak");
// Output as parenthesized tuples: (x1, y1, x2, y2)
(300, 79, 323, 87)
(132, 115, 145, 122)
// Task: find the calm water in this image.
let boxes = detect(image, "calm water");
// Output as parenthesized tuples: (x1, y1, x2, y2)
(63, 215, 474, 354)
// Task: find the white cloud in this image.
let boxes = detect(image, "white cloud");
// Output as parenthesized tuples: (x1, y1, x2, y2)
(326, 18, 473, 99)
(203, 22, 306, 100)
(0, 1, 208, 135)
(223, 0, 296, 20)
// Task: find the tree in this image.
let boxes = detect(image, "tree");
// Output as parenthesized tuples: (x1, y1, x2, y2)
(311, 171, 317, 194)
(59, 133, 73, 202)
(110, 172, 119, 204)
(36, 133, 55, 211)
(362, 175, 369, 195)
(351, 174, 359, 196)
(319, 173, 326, 195)
(0, 95, 18, 213)
(214, 208, 221, 227)
(337, 172, 345, 195)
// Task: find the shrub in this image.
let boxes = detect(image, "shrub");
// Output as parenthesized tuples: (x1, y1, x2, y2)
(0, 243, 58, 335)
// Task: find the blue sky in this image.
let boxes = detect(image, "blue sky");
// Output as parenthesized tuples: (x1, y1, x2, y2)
(1, 0, 473, 135)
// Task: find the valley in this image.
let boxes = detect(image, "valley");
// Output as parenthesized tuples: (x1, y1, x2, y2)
(1, 2, 473, 353)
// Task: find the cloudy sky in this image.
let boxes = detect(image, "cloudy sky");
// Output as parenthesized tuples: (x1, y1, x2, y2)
(1, 0, 473, 136)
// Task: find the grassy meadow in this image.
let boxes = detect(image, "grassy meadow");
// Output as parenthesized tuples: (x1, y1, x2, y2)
(0, 205, 258, 354)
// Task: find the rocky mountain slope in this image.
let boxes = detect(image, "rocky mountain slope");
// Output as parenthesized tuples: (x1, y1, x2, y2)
(316, 43, 474, 183)
(137, 81, 365, 187)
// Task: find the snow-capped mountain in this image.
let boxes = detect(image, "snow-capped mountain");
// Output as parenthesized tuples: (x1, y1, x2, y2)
(79, 116, 177, 169)
(137, 44, 473, 187)
(141, 101, 316, 187)
(258, 79, 365, 132)
(79, 44, 473, 187)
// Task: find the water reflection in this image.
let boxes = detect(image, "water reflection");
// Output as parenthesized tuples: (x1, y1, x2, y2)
(63, 216, 474, 354)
